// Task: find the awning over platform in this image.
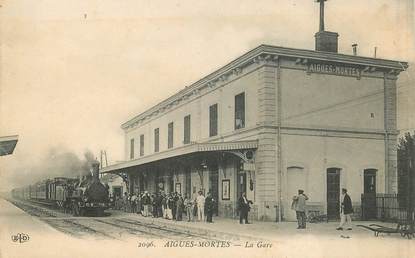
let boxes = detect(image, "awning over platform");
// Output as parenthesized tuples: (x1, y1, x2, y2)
(0, 135, 18, 156)
(101, 140, 258, 173)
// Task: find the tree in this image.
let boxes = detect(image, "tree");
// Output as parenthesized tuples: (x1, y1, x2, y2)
(397, 132, 415, 225)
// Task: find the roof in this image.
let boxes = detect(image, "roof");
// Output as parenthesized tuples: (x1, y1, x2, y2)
(101, 140, 258, 173)
(122, 44, 408, 130)
(0, 135, 18, 156)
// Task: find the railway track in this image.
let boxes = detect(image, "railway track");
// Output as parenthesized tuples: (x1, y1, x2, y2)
(115, 218, 224, 240)
(7, 198, 233, 241)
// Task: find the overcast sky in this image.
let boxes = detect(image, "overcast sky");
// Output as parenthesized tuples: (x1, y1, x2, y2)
(0, 0, 414, 190)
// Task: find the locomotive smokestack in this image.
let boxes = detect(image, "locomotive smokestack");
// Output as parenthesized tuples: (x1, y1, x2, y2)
(91, 160, 100, 182)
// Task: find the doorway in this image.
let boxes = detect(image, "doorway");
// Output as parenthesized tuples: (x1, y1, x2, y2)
(236, 161, 247, 201)
(363, 169, 377, 220)
(209, 164, 219, 215)
(327, 168, 341, 220)
(364, 169, 377, 194)
(112, 186, 122, 199)
(185, 167, 192, 198)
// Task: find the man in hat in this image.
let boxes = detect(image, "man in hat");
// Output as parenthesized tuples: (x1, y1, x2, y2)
(205, 191, 215, 223)
(292, 189, 308, 229)
(142, 191, 151, 217)
(337, 188, 353, 230)
(196, 190, 205, 221)
(238, 192, 252, 224)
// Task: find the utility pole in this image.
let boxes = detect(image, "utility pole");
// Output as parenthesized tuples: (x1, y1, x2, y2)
(317, 0, 328, 31)
(409, 136, 414, 231)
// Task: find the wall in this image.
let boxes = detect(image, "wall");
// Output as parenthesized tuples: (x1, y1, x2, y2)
(280, 68, 385, 131)
(281, 134, 385, 221)
(123, 69, 260, 160)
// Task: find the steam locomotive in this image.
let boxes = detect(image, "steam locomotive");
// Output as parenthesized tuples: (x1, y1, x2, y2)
(11, 161, 110, 216)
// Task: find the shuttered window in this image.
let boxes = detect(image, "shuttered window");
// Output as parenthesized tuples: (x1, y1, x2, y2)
(139, 134, 144, 156)
(184, 115, 191, 144)
(154, 128, 159, 152)
(168, 122, 174, 149)
(209, 104, 218, 137)
(130, 138, 134, 159)
(235, 92, 245, 130)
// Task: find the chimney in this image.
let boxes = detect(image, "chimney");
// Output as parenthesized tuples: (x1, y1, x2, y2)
(352, 44, 358, 55)
(315, 31, 339, 53)
(91, 160, 100, 182)
(315, 0, 339, 53)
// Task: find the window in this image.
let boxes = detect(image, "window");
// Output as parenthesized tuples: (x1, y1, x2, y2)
(139, 134, 144, 156)
(235, 92, 245, 130)
(154, 128, 159, 152)
(168, 122, 174, 149)
(209, 104, 218, 137)
(184, 115, 191, 144)
(130, 138, 134, 159)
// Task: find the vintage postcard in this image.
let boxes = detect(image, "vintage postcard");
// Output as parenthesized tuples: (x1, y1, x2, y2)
(0, 1, 414, 258)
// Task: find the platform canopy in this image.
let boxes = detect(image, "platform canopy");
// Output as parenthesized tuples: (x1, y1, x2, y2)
(101, 140, 258, 174)
(0, 135, 19, 156)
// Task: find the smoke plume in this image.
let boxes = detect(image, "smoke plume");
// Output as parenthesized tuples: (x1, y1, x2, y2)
(10, 147, 98, 187)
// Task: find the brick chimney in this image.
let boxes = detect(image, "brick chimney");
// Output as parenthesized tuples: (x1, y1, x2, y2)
(315, 31, 339, 53)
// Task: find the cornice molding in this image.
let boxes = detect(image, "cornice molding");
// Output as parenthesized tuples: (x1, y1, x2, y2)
(122, 45, 408, 130)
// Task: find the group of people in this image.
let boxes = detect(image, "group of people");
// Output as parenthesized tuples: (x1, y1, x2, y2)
(114, 188, 354, 228)
(292, 188, 354, 230)
(112, 190, 217, 223)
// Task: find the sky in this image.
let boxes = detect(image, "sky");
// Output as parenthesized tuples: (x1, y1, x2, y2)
(0, 0, 414, 191)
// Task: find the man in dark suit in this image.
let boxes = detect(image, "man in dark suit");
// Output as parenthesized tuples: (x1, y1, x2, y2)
(238, 192, 252, 224)
(205, 191, 215, 223)
(336, 188, 353, 230)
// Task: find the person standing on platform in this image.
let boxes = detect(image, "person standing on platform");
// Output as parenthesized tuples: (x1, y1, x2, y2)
(337, 188, 353, 230)
(205, 191, 215, 223)
(123, 192, 128, 212)
(292, 189, 308, 229)
(196, 191, 205, 221)
(176, 194, 184, 221)
(157, 192, 163, 218)
(172, 192, 178, 220)
(161, 193, 167, 218)
(184, 194, 194, 222)
(166, 193, 174, 220)
(136, 192, 142, 215)
(142, 191, 151, 217)
(238, 192, 252, 224)
(130, 192, 137, 213)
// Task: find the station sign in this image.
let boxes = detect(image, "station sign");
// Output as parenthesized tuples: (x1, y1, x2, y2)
(307, 62, 361, 78)
(243, 162, 255, 171)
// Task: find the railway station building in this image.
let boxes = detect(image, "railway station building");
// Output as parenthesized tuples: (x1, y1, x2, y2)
(102, 8, 408, 221)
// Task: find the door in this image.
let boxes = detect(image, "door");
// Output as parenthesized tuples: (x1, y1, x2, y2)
(113, 186, 122, 199)
(185, 167, 192, 197)
(237, 173, 247, 201)
(327, 168, 341, 220)
(209, 164, 219, 215)
(363, 169, 377, 220)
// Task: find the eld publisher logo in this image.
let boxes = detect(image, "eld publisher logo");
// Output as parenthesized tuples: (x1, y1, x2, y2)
(11, 233, 30, 243)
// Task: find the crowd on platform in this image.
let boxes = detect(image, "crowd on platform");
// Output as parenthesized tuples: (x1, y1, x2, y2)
(111, 190, 219, 223)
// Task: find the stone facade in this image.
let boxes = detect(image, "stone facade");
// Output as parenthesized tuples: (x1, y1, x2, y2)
(102, 45, 407, 222)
